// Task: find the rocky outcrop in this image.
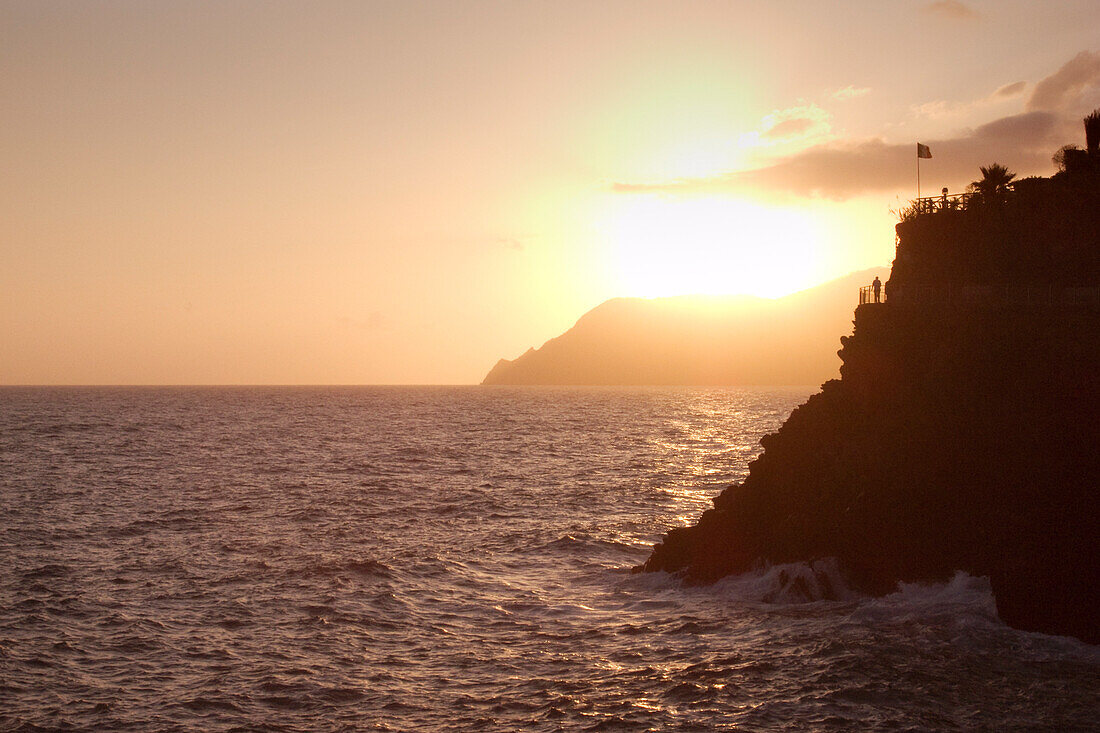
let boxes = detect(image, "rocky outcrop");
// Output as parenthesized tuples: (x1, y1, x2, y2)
(639, 154, 1100, 643)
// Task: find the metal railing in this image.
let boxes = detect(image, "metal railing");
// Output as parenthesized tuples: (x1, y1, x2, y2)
(862, 284, 1100, 307)
(911, 191, 973, 215)
(858, 285, 886, 305)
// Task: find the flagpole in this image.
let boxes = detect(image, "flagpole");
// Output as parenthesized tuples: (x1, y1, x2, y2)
(916, 143, 932, 201)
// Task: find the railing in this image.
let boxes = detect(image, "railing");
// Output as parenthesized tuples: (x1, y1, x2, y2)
(864, 284, 1100, 307)
(858, 285, 886, 305)
(909, 182, 1024, 217)
(911, 191, 973, 215)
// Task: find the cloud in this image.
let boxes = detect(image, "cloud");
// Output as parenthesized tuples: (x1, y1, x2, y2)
(832, 85, 871, 101)
(744, 104, 832, 147)
(973, 110, 1058, 142)
(912, 81, 1028, 122)
(763, 118, 815, 140)
(923, 1, 978, 20)
(910, 99, 956, 120)
(994, 81, 1027, 98)
(615, 111, 1063, 200)
(1026, 51, 1100, 112)
(612, 51, 1099, 201)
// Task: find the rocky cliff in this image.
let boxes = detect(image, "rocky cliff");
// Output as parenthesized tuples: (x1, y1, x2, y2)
(638, 154, 1100, 643)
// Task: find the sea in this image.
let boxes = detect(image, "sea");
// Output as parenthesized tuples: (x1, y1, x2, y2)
(2, 386, 1098, 732)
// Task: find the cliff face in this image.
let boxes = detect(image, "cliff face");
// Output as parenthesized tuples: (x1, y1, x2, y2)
(639, 169, 1100, 643)
(482, 270, 881, 386)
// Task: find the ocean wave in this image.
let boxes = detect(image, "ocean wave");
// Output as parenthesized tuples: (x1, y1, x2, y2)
(711, 558, 857, 604)
(536, 533, 641, 556)
(19, 563, 70, 579)
(848, 571, 1000, 629)
(626, 558, 858, 605)
(286, 557, 394, 580)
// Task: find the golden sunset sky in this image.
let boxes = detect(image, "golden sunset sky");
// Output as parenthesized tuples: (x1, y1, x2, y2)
(3, 1, 1099, 384)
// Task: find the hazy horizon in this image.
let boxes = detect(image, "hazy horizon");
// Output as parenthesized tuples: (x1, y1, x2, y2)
(3, 266, 884, 386)
(3, 1, 1099, 384)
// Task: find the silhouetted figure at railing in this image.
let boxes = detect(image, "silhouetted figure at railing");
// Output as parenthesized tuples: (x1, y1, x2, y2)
(912, 190, 973, 215)
(858, 283, 888, 305)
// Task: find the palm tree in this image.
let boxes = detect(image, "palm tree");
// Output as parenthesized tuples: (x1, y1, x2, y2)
(969, 163, 1016, 203)
(1085, 109, 1099, 155)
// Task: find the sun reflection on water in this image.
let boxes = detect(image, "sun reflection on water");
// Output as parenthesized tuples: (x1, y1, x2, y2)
(644, 389, 799, 527)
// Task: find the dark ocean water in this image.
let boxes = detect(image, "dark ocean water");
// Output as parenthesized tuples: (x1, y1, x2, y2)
(1, 386, 1097, 732)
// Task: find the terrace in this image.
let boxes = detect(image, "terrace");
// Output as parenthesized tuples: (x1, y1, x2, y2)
(859, 283, 1100, 307)
(909, 190, 975, 216)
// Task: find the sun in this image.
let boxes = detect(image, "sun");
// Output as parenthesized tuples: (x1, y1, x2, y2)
(597, 194, 825, 298)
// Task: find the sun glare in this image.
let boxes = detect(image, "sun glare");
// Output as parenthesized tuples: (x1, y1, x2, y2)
(655, 135, 746, 180)
(598, 194, 825, 298)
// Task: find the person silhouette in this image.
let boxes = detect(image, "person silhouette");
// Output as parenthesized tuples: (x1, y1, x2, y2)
(872, 276, 882, 303)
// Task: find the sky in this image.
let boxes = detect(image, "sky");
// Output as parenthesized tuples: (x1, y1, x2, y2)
(2, 0, 1099, 384)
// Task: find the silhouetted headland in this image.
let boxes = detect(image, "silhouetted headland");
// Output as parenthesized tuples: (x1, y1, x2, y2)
(638, 111, 1100, 643)
(482, 269, 883, 386)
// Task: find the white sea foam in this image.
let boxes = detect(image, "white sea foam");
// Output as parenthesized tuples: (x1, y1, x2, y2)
(710, 558, 859, 604)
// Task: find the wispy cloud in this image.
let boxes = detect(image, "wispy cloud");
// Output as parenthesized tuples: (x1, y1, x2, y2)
(762, 118, 815, 140)
(910, 80, 1030, 123)
(615, 112, 1059, 199)
(831, 85, 871, 101)
(738, 104, 833, 149)
(611, 51, 1099, 201)
(923, 1, 978, 20)
(994, 81, 1027, 99)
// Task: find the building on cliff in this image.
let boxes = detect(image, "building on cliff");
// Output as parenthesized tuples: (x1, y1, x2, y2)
(638, 111, 1100, 644)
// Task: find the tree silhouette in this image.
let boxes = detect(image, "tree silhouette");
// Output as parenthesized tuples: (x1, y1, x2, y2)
(1052, 144, 1079, 173)
(1085, 109, 1100, 154)
(969, 163, 1016, 202)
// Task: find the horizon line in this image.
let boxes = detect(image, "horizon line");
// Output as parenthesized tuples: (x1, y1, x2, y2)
(0, 383, 821, 388)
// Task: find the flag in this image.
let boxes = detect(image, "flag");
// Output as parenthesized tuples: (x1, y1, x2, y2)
(917, 142, 932, 159)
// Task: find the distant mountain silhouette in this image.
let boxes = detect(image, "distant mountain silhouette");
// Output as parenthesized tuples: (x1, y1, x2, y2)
(482, 269, 884, 386)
